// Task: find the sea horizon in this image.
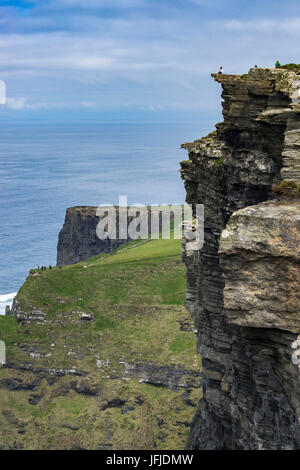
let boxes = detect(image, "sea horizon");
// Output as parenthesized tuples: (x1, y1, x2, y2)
(0, 118, 216, 302)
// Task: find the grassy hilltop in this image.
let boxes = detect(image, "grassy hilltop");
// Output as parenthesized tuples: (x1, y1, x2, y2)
(0, 236, 201, 450)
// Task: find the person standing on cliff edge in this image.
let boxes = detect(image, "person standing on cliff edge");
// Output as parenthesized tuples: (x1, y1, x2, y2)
(218, 66, 224, 74)
(275, 60, 281, 68)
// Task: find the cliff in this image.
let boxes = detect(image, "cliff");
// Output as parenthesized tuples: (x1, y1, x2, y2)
(181, 67, 300, 449)
(57, 207, 129, 266)
(2, 66, 300, 450)
(57, 206, 176, 266)
(0, 236, 201, 449)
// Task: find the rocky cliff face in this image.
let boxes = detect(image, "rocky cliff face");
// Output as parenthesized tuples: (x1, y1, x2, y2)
(181, 67, 300, 449)
(57, 206, 175, 266)
(57, 207, 129, 266)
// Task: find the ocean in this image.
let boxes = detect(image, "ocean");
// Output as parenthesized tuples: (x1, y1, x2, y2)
(0, 119, 214, 313)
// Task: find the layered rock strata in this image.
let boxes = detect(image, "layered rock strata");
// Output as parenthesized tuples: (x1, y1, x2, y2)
(181, 67, 300, 449)
(57, 206, 128, 266)
(57, 206, 176, 266)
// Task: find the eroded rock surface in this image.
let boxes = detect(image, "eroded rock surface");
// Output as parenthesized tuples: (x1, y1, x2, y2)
(220, 201, 300, 332)
(57, 206, 129, 266)
(181, 67, 300, 449)
(57, 206, 176, 266)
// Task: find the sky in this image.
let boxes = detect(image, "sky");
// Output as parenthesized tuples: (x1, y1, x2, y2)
(0, 0, 300, 120)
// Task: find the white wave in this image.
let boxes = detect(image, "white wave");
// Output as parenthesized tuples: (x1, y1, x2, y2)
(0, 292, 17, 315)
(0, 292, 17, 302)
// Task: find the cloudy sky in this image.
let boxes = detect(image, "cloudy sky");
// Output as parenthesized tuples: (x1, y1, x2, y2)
(1, 0, 300, 119)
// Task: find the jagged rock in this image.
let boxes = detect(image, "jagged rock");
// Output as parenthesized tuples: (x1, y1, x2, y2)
(122, 362, 201, 391)
(0, 377, 41, 391)
(57, 206, 176, 266)
(80, 313, 94, 321)
(181, 66, 300, 450)
(57, 206, 131, 266)
(220, 201, 300, 332)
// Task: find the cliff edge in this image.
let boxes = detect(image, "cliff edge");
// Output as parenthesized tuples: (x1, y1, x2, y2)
(57, 206, 130, 266)
(57, 206, 176, 266)
(0, 236, 201, 449)
(181, 66, 300, 449)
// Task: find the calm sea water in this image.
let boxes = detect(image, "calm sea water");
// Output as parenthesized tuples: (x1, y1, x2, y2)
(0, 119, 214, 310)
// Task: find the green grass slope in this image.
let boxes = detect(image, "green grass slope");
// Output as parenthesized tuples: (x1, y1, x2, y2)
(0, 237, 201, 450)
(278, 63, 300, 72)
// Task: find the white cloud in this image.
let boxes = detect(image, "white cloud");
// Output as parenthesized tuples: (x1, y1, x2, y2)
(1, 3, 300, 113)
(220, 17, 300, 34)
(80, 101, 97, 108)
(6, 97, 27, 110)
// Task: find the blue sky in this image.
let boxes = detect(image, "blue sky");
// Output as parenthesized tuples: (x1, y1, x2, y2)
(1, 0, 300, 119)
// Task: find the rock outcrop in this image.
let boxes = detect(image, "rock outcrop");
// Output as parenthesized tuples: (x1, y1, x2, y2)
(57, 206, 129, 266)
(220, 201, 300, 333)
(181, 67, 300, 449)
(57, 206, 176, 266)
